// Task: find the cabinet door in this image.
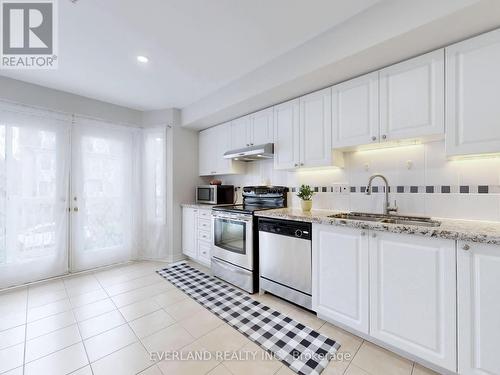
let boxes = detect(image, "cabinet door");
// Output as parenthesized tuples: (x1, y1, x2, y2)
(182, 208, 197, 258)
(312, 225, 369, 334)
(198, 128, 216, 176)
(249, 107, 273, 146)
(300, 88, 332, 168)
(197, 240, 212, 266)
(230, 116, 250, 149)
(458, 241, 500, 375)
(214, 122, 232, 174)
(332, 72, 379, 148)
(446, 29, 500, 156)
(369, 232, 456, 371)
(380, 49, 444, 141)
(273, 99, 300, 170)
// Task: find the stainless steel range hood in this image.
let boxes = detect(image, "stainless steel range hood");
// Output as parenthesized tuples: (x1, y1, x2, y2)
(223, 143, 274, 161)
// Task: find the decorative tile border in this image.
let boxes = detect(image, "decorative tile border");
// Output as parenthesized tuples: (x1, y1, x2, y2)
(234, 185, 500, 194)
(287, 185, 500, 194)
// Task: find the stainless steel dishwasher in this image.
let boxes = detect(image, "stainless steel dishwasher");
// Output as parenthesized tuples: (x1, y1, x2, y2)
(258, 218, 312, 309)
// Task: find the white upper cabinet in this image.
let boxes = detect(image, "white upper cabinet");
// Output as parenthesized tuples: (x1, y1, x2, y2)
(369, 232, 456, 371)
(274, 99, 301, 170)
(198, 123, 244, 176)
(230, 115, 250, 149)
(379, 50, 444, 141)
(198, 127, 216, 176)
(274, 90, 342, 170)
(313, 225, 369, 334)
(332, 72, 379, 148)
(249, 107, 273, 146)
(458, 241, 500, 375)
(214, 122, 233, 174)
(446, 29, 500, 156)
(300, 88, 333, 168)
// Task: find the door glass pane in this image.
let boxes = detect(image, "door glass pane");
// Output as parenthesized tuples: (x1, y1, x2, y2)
(214, 218, 246, 254)
(82, 136, 126, 251)
(152, 137, 164, 220)
(0, 126, 5, 264)
(10, 127, 58, 260)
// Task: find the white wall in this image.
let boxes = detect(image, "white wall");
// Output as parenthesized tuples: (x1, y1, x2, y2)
(182, 0, 500, 129)
(213, 141, 500, 221)
(0, 76, 142, 126)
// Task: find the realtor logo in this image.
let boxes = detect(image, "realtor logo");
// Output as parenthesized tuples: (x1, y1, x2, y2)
(1, 0, 58, 69)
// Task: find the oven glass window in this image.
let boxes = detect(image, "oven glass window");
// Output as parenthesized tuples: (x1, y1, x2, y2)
(214, 218, 246, 254)
(197, 187, 213, 202)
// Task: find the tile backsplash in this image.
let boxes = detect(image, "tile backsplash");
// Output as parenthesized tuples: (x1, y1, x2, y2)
(208, 141, 500, 221)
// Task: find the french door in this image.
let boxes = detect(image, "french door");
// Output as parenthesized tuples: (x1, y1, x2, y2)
(70, 121, 137, 272)
(0, 109, 70, 288)
(0, 103, 142, 288)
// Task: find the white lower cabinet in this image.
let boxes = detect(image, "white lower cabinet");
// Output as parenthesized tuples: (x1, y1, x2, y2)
(369, 232, 457, 371)
(458, 241, 500, 375)
(182, 207, 197, 258)
(312, 225, 369, 334)
(182, 207, 212, 266)
(313, 225, 458, 372)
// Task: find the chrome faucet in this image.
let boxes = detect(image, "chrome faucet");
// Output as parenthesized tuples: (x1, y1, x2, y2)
(366, 174, 398, 215)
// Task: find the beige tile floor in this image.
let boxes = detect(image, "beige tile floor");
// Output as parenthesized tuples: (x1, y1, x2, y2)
(0, 261, 441, 375)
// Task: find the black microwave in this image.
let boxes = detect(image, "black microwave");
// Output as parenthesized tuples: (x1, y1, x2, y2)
(196, 185, 234, 205)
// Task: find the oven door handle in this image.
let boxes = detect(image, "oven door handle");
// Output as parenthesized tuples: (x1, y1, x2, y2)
(212, 257, 251, 275)
(213, 215, 251, 223)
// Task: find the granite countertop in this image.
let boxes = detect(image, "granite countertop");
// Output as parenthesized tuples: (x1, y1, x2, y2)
(181, 203, 217, 209)
(255, 208, 500, 246)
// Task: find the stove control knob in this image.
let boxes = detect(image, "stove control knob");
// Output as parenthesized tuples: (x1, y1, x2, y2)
(295, 229, 303, 238)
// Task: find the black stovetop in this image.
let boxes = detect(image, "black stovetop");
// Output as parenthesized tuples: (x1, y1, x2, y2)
(212, 204, 278, 214)
(213, 185, 289, 214)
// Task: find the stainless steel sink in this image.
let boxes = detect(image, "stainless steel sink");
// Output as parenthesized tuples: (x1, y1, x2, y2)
(329, 213, 383, 222)
(328, 212, 441, 227)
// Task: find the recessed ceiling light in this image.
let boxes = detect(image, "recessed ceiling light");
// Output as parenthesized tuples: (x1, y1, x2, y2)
(137, 55, 149, 63)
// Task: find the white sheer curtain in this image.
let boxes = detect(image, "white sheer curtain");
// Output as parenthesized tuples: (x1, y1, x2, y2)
(0, 101, 159, 288)
(141, 127, 167, 259)
(70, 116, 142, 271)
(0, 102, 71, 288)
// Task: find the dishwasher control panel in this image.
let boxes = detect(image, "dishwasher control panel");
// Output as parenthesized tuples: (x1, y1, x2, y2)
(258, 218, 311, 240)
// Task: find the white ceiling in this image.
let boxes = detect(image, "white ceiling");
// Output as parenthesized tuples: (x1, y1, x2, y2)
(0, 0, 381, 111)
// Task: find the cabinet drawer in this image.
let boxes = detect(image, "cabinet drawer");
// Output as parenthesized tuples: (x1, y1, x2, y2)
(198, 240, 212, 264)
(198, 230, 211, 242)
(198, 209, 212, 219)
(198, 218, 211, 231)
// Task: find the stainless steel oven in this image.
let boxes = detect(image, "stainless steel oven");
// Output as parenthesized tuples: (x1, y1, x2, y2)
(210, 186, 289, 294)
(211, 211, 254, 292)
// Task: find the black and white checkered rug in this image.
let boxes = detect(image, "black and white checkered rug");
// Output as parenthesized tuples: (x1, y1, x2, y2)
(157, 263, 340, 375)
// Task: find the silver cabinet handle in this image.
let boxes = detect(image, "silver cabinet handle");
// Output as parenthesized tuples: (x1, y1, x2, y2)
(294, 163, 298, 167)
(300, 163, 304, 166)
(361, 231, 366, 236)
(73, 207, 79, 212)
(462, 244, 470, 251)
(371, 136, 377, 141)
(372, 233, 377, 238)
(382, 134, 387, 140)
